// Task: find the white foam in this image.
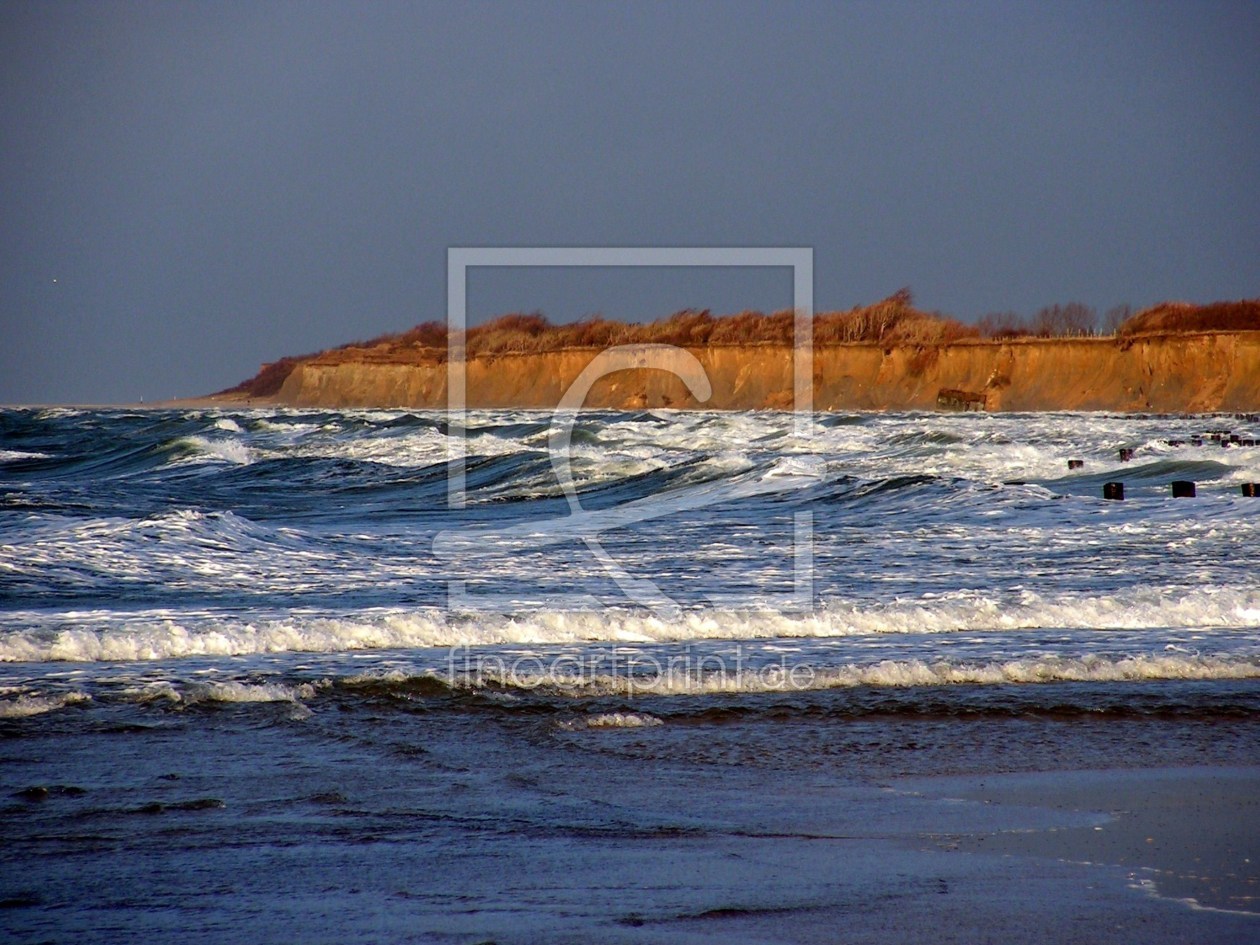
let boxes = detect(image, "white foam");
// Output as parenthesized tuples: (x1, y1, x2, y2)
(174, 435, 252, 465)
(558, 712, 663, 730)
(0, 510, 333, 596)
(0, 612, 460, 662)
(0, 449, 50, 461)
(0, 691, 91, 718)
(290, 430, 451, 467)
(1129, 873, 1260, 918)
(183, 680, 315, 704)
(32, 407, 83, 420)
(478, 651, 1260, 696)
(815, 587, 1260, 635)
(117, 681, 182, 703)
(248, 417, 320, 436)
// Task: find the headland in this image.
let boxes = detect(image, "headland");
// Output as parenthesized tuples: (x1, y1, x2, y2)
(212, 297, 1260, 413)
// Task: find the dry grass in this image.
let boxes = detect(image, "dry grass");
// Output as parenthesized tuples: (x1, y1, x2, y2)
(1116, 299, 1260, 335)
(977, 303, 1097, 338)
(458, 289, 978, 354)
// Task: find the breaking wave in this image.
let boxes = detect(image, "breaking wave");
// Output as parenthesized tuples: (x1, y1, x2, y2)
(3, 585, 1257, 663)
(463, 651, 1260, 696)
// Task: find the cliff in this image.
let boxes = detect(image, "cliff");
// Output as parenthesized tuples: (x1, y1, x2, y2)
(268, 331, 1260, 413)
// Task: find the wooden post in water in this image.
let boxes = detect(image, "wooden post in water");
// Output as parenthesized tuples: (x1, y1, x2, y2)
(1118, 448, 1134, 462)
(1103, 482, 1125, 501)
(1068, 459, 1084, 469)
(1171, 481, 1196, 498)
(1243, 484, 1260, 497)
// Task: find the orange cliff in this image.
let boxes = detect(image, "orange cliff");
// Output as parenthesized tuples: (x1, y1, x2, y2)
(265, 332, 1260, 413)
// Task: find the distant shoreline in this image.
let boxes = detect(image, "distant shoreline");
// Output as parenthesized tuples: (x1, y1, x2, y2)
(7, 301, 1258, 413)
(203, 297, 1259, 413)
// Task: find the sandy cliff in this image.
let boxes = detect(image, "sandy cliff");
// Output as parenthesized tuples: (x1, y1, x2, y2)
(270, 332, 1260, 413)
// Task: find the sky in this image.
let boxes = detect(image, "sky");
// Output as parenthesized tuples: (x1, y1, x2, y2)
(2, 0, 1257, 404)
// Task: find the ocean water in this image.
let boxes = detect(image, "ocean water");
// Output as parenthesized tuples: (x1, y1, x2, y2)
(2, 406, 1259, 942)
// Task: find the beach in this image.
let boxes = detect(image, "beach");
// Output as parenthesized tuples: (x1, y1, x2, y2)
(2, 405, 1258, 942)
(922, 767, 1260, 917)
(4, 689, 1256, 943)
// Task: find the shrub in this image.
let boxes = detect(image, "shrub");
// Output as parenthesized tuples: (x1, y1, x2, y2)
(1032, 302, 1097, 337)
(1117, 299, 1260, 335)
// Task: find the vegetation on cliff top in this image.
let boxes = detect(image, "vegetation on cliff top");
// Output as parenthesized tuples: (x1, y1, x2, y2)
(220, 294, 1259, 398)
(1115, 299, 1260, 336)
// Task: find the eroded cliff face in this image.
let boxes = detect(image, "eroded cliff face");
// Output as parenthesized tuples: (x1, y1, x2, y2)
(274, 332, 1260, 412)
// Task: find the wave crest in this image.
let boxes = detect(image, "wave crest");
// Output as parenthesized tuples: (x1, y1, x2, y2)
(0, 691, 91, 718)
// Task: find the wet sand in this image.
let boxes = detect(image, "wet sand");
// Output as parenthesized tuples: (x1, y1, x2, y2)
(901, 766, 1260, 917)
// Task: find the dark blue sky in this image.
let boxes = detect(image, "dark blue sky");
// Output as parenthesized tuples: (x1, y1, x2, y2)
(2, 0, 1257, 403)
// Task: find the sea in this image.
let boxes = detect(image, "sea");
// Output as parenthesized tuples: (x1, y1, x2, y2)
(2, 406, 1258, 943)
